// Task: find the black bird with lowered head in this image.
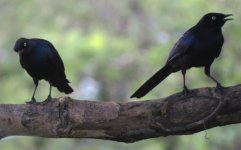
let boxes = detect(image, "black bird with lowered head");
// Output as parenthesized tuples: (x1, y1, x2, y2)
(131, 13, 233, 98)
(14, 38, 74, 103)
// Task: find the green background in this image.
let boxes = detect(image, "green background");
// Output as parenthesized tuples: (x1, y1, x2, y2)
(1, 0, 241, 149)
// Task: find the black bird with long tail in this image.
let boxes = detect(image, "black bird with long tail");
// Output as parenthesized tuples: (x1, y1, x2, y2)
(14, 38, 73, 103)
(131, 13, 233, 98)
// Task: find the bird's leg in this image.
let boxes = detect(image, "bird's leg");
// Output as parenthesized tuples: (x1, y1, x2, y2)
(204, 66, 223, 90)
(182, 69, 189, 95)
(209, 75, 223, 88)
(42, 84, 52, 104)
(26, 79, 38, 104)
(47, 84, 52, 100)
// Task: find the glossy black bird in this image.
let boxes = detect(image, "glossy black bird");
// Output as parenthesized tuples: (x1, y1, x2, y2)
(131, 13, 233, 98)
(14, 38, 73, 103)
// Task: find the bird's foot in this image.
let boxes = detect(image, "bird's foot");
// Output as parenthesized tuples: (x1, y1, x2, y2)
(215, 83, 224, 93)
(182, 86, 189, 96)
(41, 95, 52, 105)
(25, 98, 37, 104)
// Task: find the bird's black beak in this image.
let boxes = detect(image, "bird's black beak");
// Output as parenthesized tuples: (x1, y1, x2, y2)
(224, 14, 233, 21)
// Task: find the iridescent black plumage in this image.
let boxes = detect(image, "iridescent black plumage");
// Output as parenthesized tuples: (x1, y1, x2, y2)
(131, 13, 233, 98)
(14, 38, 73, 103)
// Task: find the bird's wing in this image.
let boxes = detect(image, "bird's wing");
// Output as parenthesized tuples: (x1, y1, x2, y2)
(167, 31, 194, 63)
(45, 42, 65, 71)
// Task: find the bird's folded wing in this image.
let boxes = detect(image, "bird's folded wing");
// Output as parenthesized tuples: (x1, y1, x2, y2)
(46, 43, 65, 72)
(167, 31, 194, 63)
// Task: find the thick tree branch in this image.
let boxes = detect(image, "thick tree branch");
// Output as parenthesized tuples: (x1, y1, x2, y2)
(1, 84, 241, 143)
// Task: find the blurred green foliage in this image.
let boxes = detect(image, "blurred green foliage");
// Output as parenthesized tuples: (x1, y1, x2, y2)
(0, 0, 241, 149)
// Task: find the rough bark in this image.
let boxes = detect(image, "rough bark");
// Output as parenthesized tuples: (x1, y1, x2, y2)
(1, 84, 241, 143)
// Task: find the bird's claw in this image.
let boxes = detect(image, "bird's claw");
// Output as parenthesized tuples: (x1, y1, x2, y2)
(182, 86, 189, 96)
(25, 98, 37, 104)
(41, 95, 52, 104)
(215, 83, 224, 93)
(216, 83, 223, 88)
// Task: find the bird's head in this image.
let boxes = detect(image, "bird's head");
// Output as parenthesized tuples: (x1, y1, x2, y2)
(14, 38, 31, 55)
(197, 13, 233, 29)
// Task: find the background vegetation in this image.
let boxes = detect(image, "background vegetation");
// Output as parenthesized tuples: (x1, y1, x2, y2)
(0, 0, 241, 149)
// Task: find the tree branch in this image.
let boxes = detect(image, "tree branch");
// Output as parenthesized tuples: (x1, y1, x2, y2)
(1, 84, 241, 143)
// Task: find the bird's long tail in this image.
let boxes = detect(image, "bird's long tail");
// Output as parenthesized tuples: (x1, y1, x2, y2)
(54, 78, 74, 94)
(130, 65, 173, 98)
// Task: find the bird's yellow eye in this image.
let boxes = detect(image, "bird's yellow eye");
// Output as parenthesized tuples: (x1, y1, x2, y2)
(211, 16, 216, 20)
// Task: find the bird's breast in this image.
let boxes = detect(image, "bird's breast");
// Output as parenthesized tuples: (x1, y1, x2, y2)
(184, 33, 224, 68)
(20, 53, 52, 79)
